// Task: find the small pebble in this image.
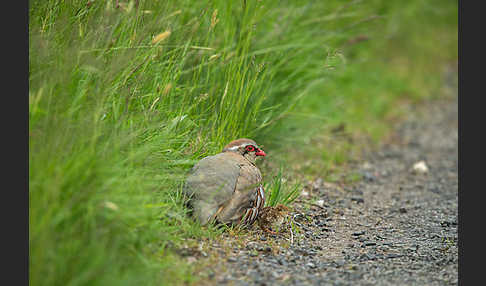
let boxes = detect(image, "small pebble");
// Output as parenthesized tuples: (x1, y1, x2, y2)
(306, 262, 317, 269)
(362, 162, 373, 170)
(362, 172, 376, 182)
(352, 231, 366, 236)
(412, 160, 429, 174)
(335, 260, 345, 267)
(386, 254, 403, 259)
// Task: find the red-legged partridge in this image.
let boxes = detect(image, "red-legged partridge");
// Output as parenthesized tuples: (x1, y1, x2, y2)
(183, 138, 266, 226)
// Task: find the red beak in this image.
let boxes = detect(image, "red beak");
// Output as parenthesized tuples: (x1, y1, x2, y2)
(255, 148, 266, 156)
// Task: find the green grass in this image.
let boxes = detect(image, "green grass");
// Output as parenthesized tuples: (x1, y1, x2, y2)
(264, 167, 301, 208)
(260, 0, 458, 177)
(29, 1, 457, 285)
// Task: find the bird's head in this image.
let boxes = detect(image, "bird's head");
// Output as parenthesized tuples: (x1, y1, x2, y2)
(222, 138, 266, 164)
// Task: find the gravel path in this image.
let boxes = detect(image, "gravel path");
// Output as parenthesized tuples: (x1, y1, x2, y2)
(183, 76, 458, 285)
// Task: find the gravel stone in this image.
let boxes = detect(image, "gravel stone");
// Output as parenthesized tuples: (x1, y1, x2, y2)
(352, 231, 365, 236)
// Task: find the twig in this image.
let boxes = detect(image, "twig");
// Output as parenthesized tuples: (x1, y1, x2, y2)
(288, 217, 294, 245)
(289, 224, 294, 245)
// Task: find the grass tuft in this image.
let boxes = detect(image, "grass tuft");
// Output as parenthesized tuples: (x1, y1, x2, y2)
(264, 167, 301, 208)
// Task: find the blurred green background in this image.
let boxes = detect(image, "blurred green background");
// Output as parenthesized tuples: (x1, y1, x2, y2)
(29, 0, 457, 285)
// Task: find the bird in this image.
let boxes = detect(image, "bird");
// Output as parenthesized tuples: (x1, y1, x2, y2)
(183, 138, 267, 226)
(257, 205, 291, 234)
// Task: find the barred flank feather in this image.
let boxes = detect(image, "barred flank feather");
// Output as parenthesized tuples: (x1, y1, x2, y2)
(241, 184, 265, 225)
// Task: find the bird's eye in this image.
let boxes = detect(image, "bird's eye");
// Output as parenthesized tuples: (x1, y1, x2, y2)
(246, 145, 255, 152)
